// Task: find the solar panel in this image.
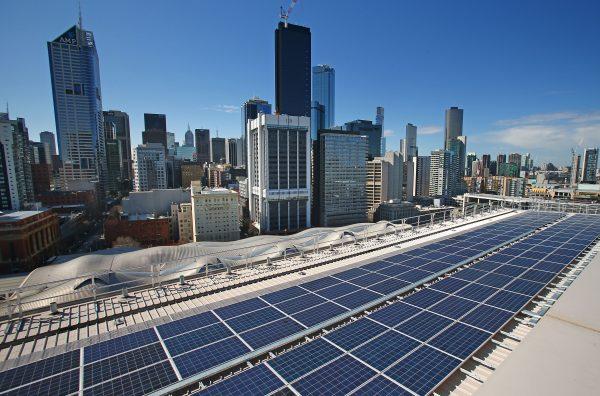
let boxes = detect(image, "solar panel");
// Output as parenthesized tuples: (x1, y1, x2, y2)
(325, 318, 387, 351)
(261, 286, 307, 305)
(368, 302, 421, 328)
(301, 276, 342, 291)
(453, 268, 486, 282)
(368, 278, 410, 295)
(361, 260, 395, 272)
(14, 369, 79, 396)
(454, 283, 498, 302)
(348, 272, 390, 287)
(384, 345, 460, 395)
(396, 311, 453, 341)
(291, 355, 377, 396)
(395, 269, 433, 283)
(492, 264, 527, 277)
(197, 364, 284, 396)
(428, 295, 478, 319)
(460, 305, 514, 333)
(470, 260, 500, 272)
(83, 361, 177, 396)
(402, 289, 448, 309)
(164, 322, 233, 357)
(83, 342, 167, 388)
(429, 277, 470, 293)
(174, 337, 250, 378)
(334, 289, 382, 309)
(476, 273, 515, 288)
(354, 376, 412, 395)
(213, 297, 268, 320)
(315, 282, 361, 300)
(225, 307, 285, 333)
(418, 261, 452, 273)
(275, 292, 327, 315)
(268, 338, 343, 382)
(485, 290, 532, 313)
(504, 278, 545, 296)
(428, 323, 491, 359)
(240, 317, 306, 349)
(332, 267, 371, 281)
(292, 302, 348, 328)
(0, 350, 79, 392)
(85, 328, 158, 363)
(377, 264, 413, 277)
(520, 269, 557, 284)
(353, 330, 420, 370)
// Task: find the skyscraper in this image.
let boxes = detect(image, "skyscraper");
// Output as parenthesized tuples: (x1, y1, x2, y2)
(429, 149, 457, 198)
(248, 114, 310, 233)
(48, 23, 105, 188)
(241, 98, 272, 166)
(195, 129, 210, 164)
(39, 131, 57, 157)
(466, 153, 477, 177)
(312, 65, 335, 128)
(313, 130, 368, 227)
(376, 107, 384, 128)
(413, 156, 431, 197)
(225, 138, 241, 167)
(481, 154, 491, 170)
(133, 143, 167, 191)
(571, 152, 581, 186)
(211, 137, 226, 164)
(142, 113, 167, 149)
(444, 107, 463, 149)
(497, 154, 507, 165)
(405, 123, 418, 160)
(344, 120, 383, 159)
(581, 148, 599, 183)
(366, 152, 404, 218)
(508, 153, 522, 168)
(184, 125, 194, 147)
(310, 101, 325, 140)
(103, 110, 132, 183)
(275, 22, 311, 117)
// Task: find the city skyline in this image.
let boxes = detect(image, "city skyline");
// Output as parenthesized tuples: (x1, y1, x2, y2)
(1, 1, 599, 164)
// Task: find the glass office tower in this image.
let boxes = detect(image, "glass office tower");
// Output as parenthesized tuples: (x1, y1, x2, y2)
(241, 98, 271, 167)
(48, 24, 105, 187)
(312, 65, 335, 128)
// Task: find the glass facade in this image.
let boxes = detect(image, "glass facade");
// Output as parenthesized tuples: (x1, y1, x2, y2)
(195, 129, 210, 164)
(312, 65, 335, 128)
(344, 120, 383, 160)
(48, 25, 105, 186)
(314, 132, 368, 227)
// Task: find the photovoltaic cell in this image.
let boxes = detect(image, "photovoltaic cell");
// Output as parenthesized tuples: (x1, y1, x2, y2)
(268, 338, 343, 382)
(334, 289, 382, 309)
(520, 269, 557, 284)
(402, 289, 448, 309)
(368, 302, 421, 328)
(292, 302, 348, 328)
(84, 329, 158, 363)
(485, 290, 532, 313)
(300, 276, 341, 291)
(348, 272, 390, 287)
(164, 322, 233, 357)
(213, 297, 268, 320)
(492, 265, 527, 277)
(385, 345, 460, 395)
(197, 364, 284, 396)
(454, 283, 497, 302)
(332, 267, 371, 281)
(261, 286, 307, 305)
(225, 307, 284, 333)
(83, 361, 177, 396)
(395, 269, 433, 283)
(275, 292, 327, 315)
(325, 318, 387, 351)
(355, 376, 412, 396)
(353, 331, 420, 370)
(291, 355, 377, 396)
(476, 273, 514, 288)
(368, 278, 410, 295)
(9, 368, 79, 396)
(429, 277, 470, 294)
(174, 337, 250, 378)
(396, 311, 452, 341)
(428, 295, 478, 320)
(316, 282, 360, 300)
(240, 318, 306, 349)
(429, 323, 491, 359)
(461, 305, 514, 333)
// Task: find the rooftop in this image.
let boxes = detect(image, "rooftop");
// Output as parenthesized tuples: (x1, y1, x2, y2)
(0, 210, 48, 223)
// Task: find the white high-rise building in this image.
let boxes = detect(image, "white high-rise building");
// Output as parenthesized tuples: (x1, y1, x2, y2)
(191, 181, 239, 242)
(133, 143, 167, 191)
(366, 151, 404, 216)
(0, 122, 20, 210)
(248, 114, 311, 233)
(429, 149, 457, 198)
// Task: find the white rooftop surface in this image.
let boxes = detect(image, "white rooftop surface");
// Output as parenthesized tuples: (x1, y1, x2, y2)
(477, 251, 600, 396)
(0, 211, 46, 222)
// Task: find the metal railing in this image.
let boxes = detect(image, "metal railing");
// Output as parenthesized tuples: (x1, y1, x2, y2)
(0, 202, 506, 319)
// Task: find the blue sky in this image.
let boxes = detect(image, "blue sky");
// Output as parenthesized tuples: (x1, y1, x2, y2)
(1, 0, 599, 165)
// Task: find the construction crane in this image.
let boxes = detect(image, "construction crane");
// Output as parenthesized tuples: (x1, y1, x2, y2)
(280, 0, 299, 28)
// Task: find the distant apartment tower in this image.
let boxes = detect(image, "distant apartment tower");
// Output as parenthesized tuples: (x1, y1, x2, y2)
(241, 98, 271, 167)
(508, 153, 522, 167)
(142, 113, 167, 149)
(429, 149, 457, 198)
(466, 153, 477, 177)
(275, 23, 311, 117)
(497, 154, 506, 165)
(581, 148, 599, 183)
(366, 152, 404, 217)
(39, 131, 57, 156)
(312, 65, 335, 128)
(413, 156, 431, 197)
(175, 202, 193, 243)
(344, 120, 383, 159)
(444, 107, 463, 149)
(103, 119, 122, 195)
(405, 123, 418, 160)
(133, 143, 167, 191)
(48, 23, 106, 188)
(195, 129, 210, 164)
(211, 137, 226, 163)
(378, 108, 386, 155)
(0, 116, 34, 209)
(313, 130, 368, 227)
(103, 110, 132, 183)
(248, 114, 310, 233)
(191, 181, 240, 242)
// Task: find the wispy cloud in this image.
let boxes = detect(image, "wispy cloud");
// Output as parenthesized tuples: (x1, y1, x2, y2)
(482, 110, 600, 163)
(420, 125, 442, 135)
(383, 129, 394, 137)
(201, 104, 239, 114)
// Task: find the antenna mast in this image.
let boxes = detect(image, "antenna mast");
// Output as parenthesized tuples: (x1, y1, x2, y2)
(78, 1, 83, 29)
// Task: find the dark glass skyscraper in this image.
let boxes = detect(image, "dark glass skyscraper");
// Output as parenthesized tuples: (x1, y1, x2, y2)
(48, 23, 105, 187)
(344, 120, 383, 160)
(312, 65, 335, 128)
(103, 110, 132, 183)
(142, 113, 167, 149)
(211, 137, 226, 164)
(195, 129, 210, 164)
(275, 22, 311, 117)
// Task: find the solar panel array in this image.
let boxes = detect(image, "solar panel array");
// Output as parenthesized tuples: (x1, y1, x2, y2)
(0, 211, 584, 396)
(194, 214, 598, 396)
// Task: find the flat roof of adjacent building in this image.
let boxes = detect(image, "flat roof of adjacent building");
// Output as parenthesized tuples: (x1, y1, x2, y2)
(477, 252, 600, 396)
(0, 210, 48, 222)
